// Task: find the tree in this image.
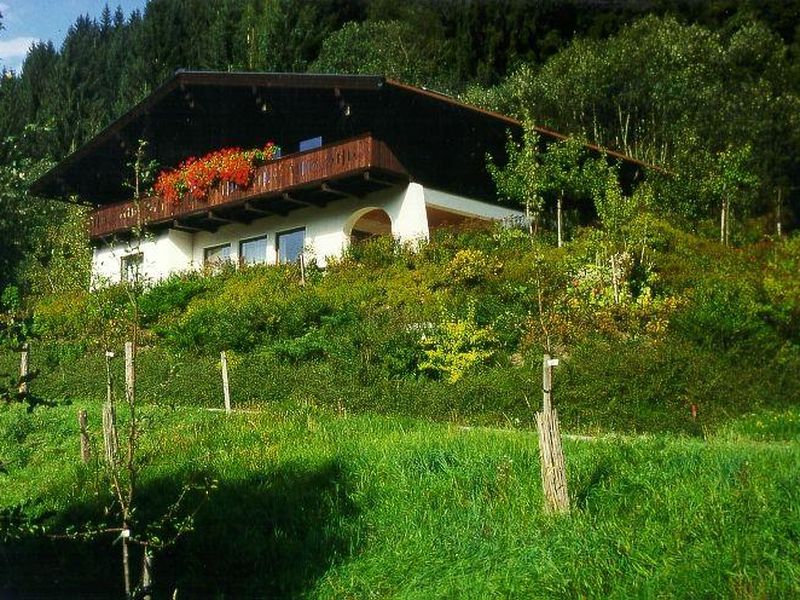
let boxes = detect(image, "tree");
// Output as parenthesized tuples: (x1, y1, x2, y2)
(474, 14, 799, 234)
(540, 138, 586, 247)
(0, 127, 57, 293)
(311, 20, 456, 90)
(488, 121, 546, 235)
(704, 145, 759, 246)
(254, 0, 365, 72)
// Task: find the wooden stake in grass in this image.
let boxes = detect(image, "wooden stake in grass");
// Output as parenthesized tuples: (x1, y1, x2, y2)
(220, 351, 231, 414)
(78, 409, 91, 464)
(536, 354, 569, 514)
(299, 253, 307, 286)
(141, 545, 153, 600)
(102, 350, 119, 465)
(18, 343, 29, 397)
(122, 340, 136, 600)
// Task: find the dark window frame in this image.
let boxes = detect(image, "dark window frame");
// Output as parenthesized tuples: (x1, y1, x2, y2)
(120, 252, 144, 282)
(203, 243, 232, 265)
(239, 234, 269, 266)
(276, 227, 306, 264)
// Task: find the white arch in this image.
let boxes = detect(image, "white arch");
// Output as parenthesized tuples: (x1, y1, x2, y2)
(344, 206, 393, 240)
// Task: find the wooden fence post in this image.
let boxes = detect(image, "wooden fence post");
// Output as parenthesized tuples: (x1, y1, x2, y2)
(18, 343, 29, 397)
(220, 351, 231, 414)
(102, 350, 118, 465)
(536, 354, 569, 514)
(102, 402, 118, 465)
(124, 341, 135, 406)
(78, 409, 91, 464)
(542, 354, 553, 413)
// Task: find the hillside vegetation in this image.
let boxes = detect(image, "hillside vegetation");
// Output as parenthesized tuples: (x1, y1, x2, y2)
(2, 219, 799, 597)
(4, 221, 799, 435)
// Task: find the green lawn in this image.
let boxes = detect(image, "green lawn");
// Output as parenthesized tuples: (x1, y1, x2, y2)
(2, 401, 798, 598)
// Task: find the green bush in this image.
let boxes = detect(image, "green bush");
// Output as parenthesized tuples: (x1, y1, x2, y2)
(670, 278, 776, 352)
(164, 266, 332, 353)
(138, 271, 215, 328)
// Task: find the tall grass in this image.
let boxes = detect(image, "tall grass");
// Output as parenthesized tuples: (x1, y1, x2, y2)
(1, 402, 798, 597)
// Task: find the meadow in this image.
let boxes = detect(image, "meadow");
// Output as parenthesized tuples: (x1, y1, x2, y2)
(2, 224, 799, 597)
(1, 401, 799, 598)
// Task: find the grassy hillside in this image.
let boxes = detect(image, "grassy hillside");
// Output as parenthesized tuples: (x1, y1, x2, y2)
(1, 402, 799, 597)
(4, 221, 799, 435)
(2, 222, 799, 596)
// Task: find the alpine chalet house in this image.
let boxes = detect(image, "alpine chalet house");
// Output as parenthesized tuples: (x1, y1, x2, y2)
(32, 71, 645, 284)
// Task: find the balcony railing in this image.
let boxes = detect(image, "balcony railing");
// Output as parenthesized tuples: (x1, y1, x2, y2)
(89, 133, 407, 239)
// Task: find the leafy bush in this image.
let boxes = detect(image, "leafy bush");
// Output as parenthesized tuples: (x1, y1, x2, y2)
(669, 278, 776, 352)
(419, 303, 497, 383)
(138, 271, 215, 327)
(165, 266, 332, 353)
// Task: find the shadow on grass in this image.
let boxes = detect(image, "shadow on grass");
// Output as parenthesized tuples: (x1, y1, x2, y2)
(1, 460, 360, 598)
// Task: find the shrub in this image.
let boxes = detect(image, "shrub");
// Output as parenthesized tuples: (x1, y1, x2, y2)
(669, 278, 776, 352)
(419, 303, 497, 383)
(445, 248, 502, 285)
(166, 265, 332, 353)
(138, 271, 214, 327)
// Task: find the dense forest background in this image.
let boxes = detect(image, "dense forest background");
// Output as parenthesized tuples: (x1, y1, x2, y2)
(1, 0, 799, 294)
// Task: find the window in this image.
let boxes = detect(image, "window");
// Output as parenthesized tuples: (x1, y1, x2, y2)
(239, 235, 268, 266)
(204, 243, 231, 265)
(121, 252, 143, 283)
(299, 136, 322, 152)
(276, 227, 305, 264)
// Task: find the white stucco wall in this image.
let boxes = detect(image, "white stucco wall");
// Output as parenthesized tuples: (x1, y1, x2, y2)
(92, 228, 193, 286)
(91, 182, 522, 284)
(191, 182, 428, 267)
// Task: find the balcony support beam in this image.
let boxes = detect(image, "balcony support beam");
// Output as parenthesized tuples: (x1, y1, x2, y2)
(282, 192, 316, 208)
(206, 211, 236, 224)
(244, 201, 271, 216)
(172, 219, 202, 232)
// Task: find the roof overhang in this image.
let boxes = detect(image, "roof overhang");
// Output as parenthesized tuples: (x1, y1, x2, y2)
(32, 70, 661, 205)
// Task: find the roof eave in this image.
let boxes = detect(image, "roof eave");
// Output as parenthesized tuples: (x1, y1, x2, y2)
(30, 71, 388, 199)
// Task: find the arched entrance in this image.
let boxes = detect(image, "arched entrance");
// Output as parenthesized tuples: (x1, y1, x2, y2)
(346, 207, 393, 243)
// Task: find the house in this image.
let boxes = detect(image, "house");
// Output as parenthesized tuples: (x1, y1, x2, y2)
(31, 71, 648, 284)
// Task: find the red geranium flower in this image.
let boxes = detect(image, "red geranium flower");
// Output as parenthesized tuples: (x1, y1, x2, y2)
(154, 141, 282, 205)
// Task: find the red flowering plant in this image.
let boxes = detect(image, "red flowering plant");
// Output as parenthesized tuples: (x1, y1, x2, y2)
(154, 141, 281, 204)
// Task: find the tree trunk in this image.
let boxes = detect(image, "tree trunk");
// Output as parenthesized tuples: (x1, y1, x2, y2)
(18, 343, 29, 397)
(725, 203, 732, 246)
(610, 253, 620, 304)
(122, 524, 131, 598)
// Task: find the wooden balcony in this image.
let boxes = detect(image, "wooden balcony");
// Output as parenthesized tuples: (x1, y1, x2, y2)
(89, 134, 408, 240)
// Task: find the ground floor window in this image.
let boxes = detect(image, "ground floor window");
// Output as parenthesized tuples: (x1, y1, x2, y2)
(239, 235, 268, 265)
(204, 243, 231, 265)
(121, 252, 143, 282)
(276, 227, 305, 264)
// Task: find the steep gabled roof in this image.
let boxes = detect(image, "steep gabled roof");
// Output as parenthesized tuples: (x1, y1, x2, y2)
(32, 70, 657, 205)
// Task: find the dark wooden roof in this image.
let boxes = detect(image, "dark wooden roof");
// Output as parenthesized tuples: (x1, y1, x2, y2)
(31, 70, 655, 205)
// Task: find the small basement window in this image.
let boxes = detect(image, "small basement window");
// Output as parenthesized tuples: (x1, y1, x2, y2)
(204, 243, 231, 265)
(276, 227, 305, 264)
(239, 235, 268, 265)
(121, 252, 143, 283)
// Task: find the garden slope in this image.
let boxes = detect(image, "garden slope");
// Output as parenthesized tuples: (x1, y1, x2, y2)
(6, 223, 800, 435)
